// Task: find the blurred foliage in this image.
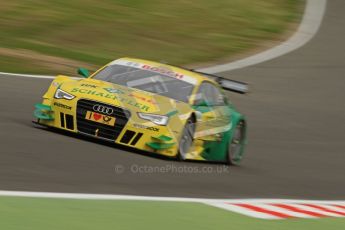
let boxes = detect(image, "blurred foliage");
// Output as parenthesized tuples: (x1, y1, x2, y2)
(0, 0, 304, 74)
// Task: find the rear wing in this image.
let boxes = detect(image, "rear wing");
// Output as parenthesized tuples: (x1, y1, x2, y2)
(167, 63, 249, 94)
(191, 70, 249, 94)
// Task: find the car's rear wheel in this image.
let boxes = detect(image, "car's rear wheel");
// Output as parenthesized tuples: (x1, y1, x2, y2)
(177, 118, 195, 161)
(227, 120, 245, 165)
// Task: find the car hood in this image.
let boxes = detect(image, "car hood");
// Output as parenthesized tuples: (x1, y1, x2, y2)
(59, 78, 191, 114)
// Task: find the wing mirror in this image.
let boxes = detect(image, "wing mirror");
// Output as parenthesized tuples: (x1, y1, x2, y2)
(194, 99, 209, 107)
(77, 67, 90, 78)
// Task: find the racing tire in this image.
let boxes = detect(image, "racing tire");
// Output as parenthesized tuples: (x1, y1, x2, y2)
(227, 120, 246, 165)
(177, 118, 195, 161)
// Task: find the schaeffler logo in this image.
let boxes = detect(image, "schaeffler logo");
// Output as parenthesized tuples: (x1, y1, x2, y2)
(93, 104, 113, 115)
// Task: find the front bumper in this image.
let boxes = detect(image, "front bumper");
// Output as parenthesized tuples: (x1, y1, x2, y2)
(34, 100, 178, 157)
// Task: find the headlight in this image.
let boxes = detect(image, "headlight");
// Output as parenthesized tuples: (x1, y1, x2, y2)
(137, 112, 169, 126)
(54, 88, 75, 100)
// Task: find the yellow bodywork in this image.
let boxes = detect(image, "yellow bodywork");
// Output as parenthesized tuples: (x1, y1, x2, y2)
(36, 58, 218, 159)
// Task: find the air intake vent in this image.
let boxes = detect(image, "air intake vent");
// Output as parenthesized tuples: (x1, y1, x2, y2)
(65, 114, 74, 130)
(120, 130, 136, 144)
(60, 112, 74, 130)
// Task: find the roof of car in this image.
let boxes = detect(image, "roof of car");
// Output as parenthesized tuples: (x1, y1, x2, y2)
(108, 57, 216, 86)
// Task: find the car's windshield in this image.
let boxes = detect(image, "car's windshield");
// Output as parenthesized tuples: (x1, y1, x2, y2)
(92, 64, 194, 103)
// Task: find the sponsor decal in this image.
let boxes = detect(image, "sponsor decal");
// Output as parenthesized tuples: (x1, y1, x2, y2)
(124, 99, 150, 112)
(103, 88, 125, 94)
(129, 93, 156, 105)
(142, 65, 184, 79)
(85, 111, 116, 126)
(133, 123, 159, 132)
(81, 84, 97, 88)
(166, 110, 178, 117)
(53, 102, 72, 110)
(71, 88, 150, 111)
(111, 60, 197, 85)
(102, 115, 113, 123)
(71, 88, 117, 99)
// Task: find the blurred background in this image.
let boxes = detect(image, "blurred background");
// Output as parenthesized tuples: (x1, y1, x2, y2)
(0, 0, 303, 75)
(7, 1, 345, 230)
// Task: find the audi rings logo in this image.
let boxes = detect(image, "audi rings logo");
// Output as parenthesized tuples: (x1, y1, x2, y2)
(93, 104, 113, 115)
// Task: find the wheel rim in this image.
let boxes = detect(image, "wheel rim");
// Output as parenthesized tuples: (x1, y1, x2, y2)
(179, 121, 194, 160)
(229, 122, 244, 162)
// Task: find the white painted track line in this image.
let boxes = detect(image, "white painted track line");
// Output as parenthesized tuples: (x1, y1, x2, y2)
(0, 72, 55, 79)
(0, 190, 344, 219)
(0, 190, 344, 204)
(198, 0, 327, 73)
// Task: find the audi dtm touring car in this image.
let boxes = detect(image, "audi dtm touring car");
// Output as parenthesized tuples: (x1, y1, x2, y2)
(33, 58, 248, 164)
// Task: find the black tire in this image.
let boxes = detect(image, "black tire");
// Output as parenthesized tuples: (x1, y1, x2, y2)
(227, 120, 245, 165)
(177, 118, 195, 161)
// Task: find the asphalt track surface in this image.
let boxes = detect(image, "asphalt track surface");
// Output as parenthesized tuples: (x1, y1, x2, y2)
(0, 1, 344, 199)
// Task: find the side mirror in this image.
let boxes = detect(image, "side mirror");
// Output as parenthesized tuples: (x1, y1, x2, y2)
(194, 99, 210, 107)
(77, 67, 90, 78)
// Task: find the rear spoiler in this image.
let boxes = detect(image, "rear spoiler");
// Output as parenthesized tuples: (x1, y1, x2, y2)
(167, 63, 249, 94)
(191, 70, 249, 94)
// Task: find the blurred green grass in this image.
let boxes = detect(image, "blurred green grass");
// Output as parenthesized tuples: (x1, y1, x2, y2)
(0, 197, 344, 230)
(0, 0, 304, 74)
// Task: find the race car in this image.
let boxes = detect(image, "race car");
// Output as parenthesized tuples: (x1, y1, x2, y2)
(33, 57, 248, 164)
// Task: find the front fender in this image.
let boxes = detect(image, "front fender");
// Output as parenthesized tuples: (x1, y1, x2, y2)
(200, 107, 247, 162)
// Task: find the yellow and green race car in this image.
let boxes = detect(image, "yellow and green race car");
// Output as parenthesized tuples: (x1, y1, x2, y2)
(34, 58, 248, 164)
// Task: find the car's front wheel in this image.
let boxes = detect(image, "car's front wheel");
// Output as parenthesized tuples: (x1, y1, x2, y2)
(177, 118, 195, 161)
(227, 120, 246, 165)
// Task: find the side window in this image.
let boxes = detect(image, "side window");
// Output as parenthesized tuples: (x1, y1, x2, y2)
(195, 82, 225, 106)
